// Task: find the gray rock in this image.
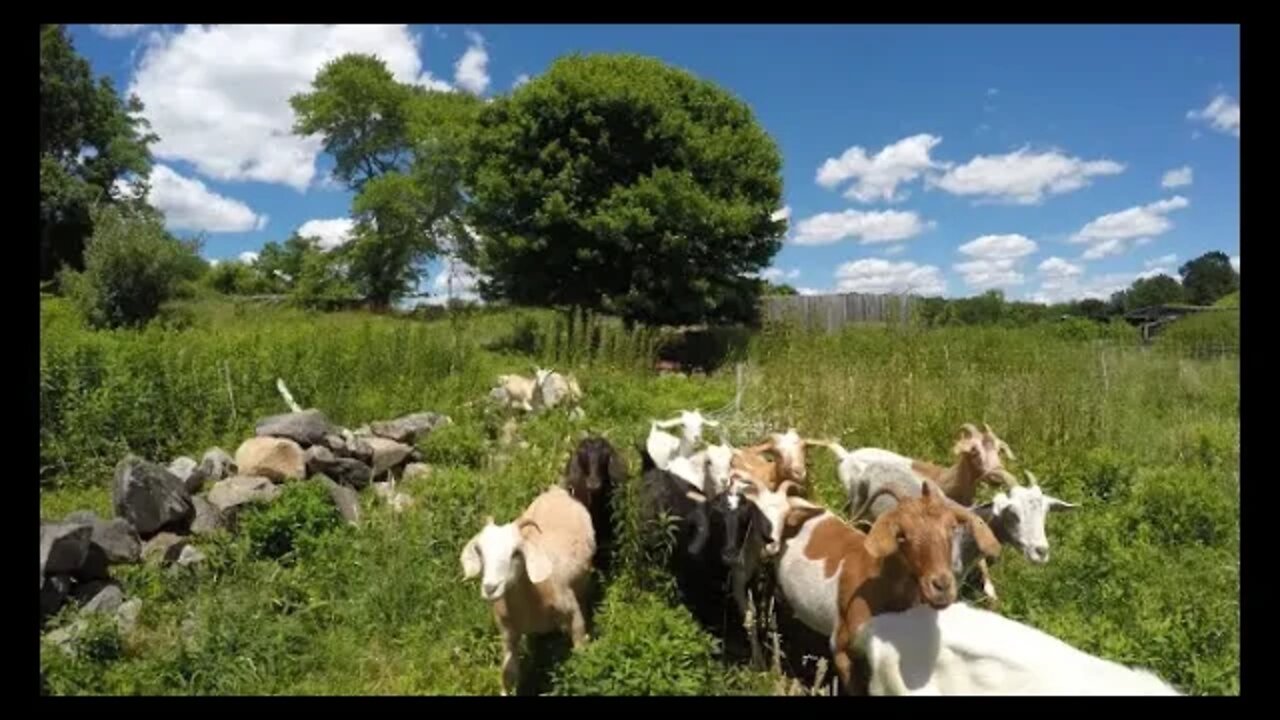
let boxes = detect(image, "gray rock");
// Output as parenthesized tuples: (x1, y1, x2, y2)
(365, 437, 414, 477)
(116, 598, 142, 636)
(197, 447, 236, 485)
(41, 574, 72, 620)
(402, 463, 432, 481)
(318, 475, 360, 525)
(175, 544, 206, 568)
(345, 437, 375, 465)
(112, 455, 195, 538)
(369, 412, 451, 445)
(306, 445, 372, 489)
(207, 475, 281, 524)
(321, 433, 348, 455)
(141, 532, 189, 567)
(40, 522, 92, 576)
(189, 495, 225, 536)
(235, 437, 306, 482)
(254, 409, 337, 447)
(76, 544, 111, 581)
(63, 512, 142, 565)
(79, 583, 125, 615)
(168, 456, 199, 488)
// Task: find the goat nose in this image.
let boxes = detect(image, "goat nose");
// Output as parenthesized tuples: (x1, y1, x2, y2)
(1032, 546, 1049, 563)
(482, 582, 500, 597)
(930, 575, 952, 595)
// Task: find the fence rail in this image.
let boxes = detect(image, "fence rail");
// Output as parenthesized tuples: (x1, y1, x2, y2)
(762, 292, 915, 331)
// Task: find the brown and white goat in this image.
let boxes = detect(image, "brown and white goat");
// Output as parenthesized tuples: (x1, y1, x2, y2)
(772, 481, 1001, 694)
(740, 428, 827, 488)
(460, 486, 595, 695)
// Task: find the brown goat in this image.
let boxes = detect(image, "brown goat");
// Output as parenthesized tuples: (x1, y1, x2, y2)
(905, 423, 1018, 506)
(740, 428, 828, 488)
(773, 481, 1001, 694)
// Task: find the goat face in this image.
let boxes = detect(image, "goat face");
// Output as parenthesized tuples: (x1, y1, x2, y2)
(866, 482, 1001, 609)
(741, 477, 824, 557)
(460, 517, 551, 601)
(565, 436, 627, 500)
(976, 474, 1077, 564)
(714, 490, 772, 567)
(953, 423, 1015, 484)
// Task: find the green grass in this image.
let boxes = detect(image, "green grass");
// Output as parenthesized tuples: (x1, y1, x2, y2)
(40, 297, 1239, 695)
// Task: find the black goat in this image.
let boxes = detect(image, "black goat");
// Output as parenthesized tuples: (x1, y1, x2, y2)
(561, 435, 628, 575)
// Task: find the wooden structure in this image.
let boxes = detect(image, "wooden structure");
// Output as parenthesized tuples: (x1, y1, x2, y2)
(1122, 304, 1218, 342)
(762, 292, 914, 332)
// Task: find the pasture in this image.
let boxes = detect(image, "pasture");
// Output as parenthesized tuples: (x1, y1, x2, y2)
(39, 296, 1239, 695)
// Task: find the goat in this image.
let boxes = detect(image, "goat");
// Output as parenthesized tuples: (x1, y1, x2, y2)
(818, 423, 1018, 512)
(741, 428, 824, 486)
(492, 370, 549, 413)
(698, 441, 736, 497)
(460, 486, 595, 695)
(854, 603, 1180, 695)
(645, 409, 719, 471)
(535, 369, 583, 411)
(560, 436, 628, 575)
(772, 481, 1001, 694)
(849, 465, 1077, 604)
(730, 446, 783, 491)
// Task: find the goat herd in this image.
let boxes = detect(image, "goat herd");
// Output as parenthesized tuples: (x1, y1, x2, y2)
(459, 408, 1182, 696)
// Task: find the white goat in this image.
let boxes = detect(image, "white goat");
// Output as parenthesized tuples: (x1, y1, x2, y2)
(460, 486, 595, 695)
(645, 410, 719, 471)
(492, 370, 547, 413)
(534, 369, 583, 411)
(855, 603, 1180, 695)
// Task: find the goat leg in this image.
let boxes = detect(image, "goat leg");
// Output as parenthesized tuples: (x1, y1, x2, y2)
(499, 626, 521, 696)
(977, 558, 999, 606)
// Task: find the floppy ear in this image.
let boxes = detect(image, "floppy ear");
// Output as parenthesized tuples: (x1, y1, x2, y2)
(955, 508, 1002, 559)
(1046, 495, 1079, 512)
(704, 418, 720, 428)
(521, 539, 553, 584)
(786, 498, 825, 528)
(864, 515, 901, 560)
(460, 534, 483, 579)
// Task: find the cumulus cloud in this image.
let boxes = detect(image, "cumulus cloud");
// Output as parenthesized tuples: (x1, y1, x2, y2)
(760, 267, 801, 282)
(454, 31, 490, 95)
(93, 25, 146, 38)
(929, 147, 1124, 205)
(1187, 94, 1240, 138)
(239, 251, 260, 264)
(1070, 196, 1189, 259)
(791, 209, 934, 246)
(512, 73, 531, 89)
(953, 233, 1039, 289)
(771, 206, 792, 223)
(815, 134, 945, 203)
(1161, 166, 1193, 188)
(1230, 255, 1240, 272)
(835, 258, 946, 296)
(146, 165, 267, 233)
(128, 25, 454, 192)
(1030, 271, 1144, 305)
(297, 218, 355, 251)
(1038, 257, 1084, 280)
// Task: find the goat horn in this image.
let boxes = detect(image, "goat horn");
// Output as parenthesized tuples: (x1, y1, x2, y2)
(1025, 470, 1039, 487)
(960, 423, 980, 438)
(777, 480, 800, 496)
(983, 422, 994, 435)
(517, 518, 542, 534)
(998, 439, 1016, 460)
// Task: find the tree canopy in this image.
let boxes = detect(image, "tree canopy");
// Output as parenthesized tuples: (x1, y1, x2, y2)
(461, 53, 786, 326)
(40, 24, 158, 281)
(1178, 251, 1239, 306)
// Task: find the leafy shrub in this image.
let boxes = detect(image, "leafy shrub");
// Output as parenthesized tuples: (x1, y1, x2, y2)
(551, 582, 717, 695)
(59, 205, 205, 329)
(1159, 310, 1239, 356)
(239, 481, 343, 563)
(419, 421, 489, 469)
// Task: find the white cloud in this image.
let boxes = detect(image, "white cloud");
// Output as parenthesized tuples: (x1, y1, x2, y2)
(512, 73, 531, 89)
(239, 251, 260, 264)
(1038, 257, 1083, 280)
(929, 147, 1124, 205)
(791, 209, 934, 246)
(1070, 196, 1189, 259)
(881, 244, 907, 256)
(957, 233, 1038, 260)
(797, 287, 824, 296)
(93, 25, 146, 39)
(1230, 255, 1240, 272)
(146, 165, 268, 233)
(953, 234, 1039, 289)
(454, 31, 490, 95)
(1145, 253, 1178, 269)
(208, 258, 221, 267)
(835, 259, 946, 296)
(1187, 94, 1240, 138)
(760, 267, 801, 282)
(815, 134, 945, 203)
(427, 256, 484, 304)
(771, 206, 792, 223)
(297, 218, 356, 251)
(1161, 166, 1193, 188)
(1031, 271, 1143, 304)
(129, 25, 454, 192)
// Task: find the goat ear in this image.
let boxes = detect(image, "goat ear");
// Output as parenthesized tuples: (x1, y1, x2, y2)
(521, 539, 553, 584)
(608, 451, 629, 484)
(786, 499, 824, 528)
(991, 493, 1012, 515)
(460, 534, 483, 579)
(1046, 496, 1079, 512)
(955, 508, 1002, 559)
(864, 516, 900, 560)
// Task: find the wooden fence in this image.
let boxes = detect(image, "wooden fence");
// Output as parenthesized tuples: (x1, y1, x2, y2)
(762, 292, 915, 331)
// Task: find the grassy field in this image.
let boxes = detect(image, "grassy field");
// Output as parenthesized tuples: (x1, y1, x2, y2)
(39, 296, 1240, 695)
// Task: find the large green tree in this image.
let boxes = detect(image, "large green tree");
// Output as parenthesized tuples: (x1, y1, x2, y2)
(40, 24, 158, 281)
(461, 53, 786, 327)
(1178, 251, 1239, 306)
(1123, 273, 1185, 310)
(291, 55, 481, 308)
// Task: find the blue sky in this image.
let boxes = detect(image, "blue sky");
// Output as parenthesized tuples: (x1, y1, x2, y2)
(70, 24, 1239, 304)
